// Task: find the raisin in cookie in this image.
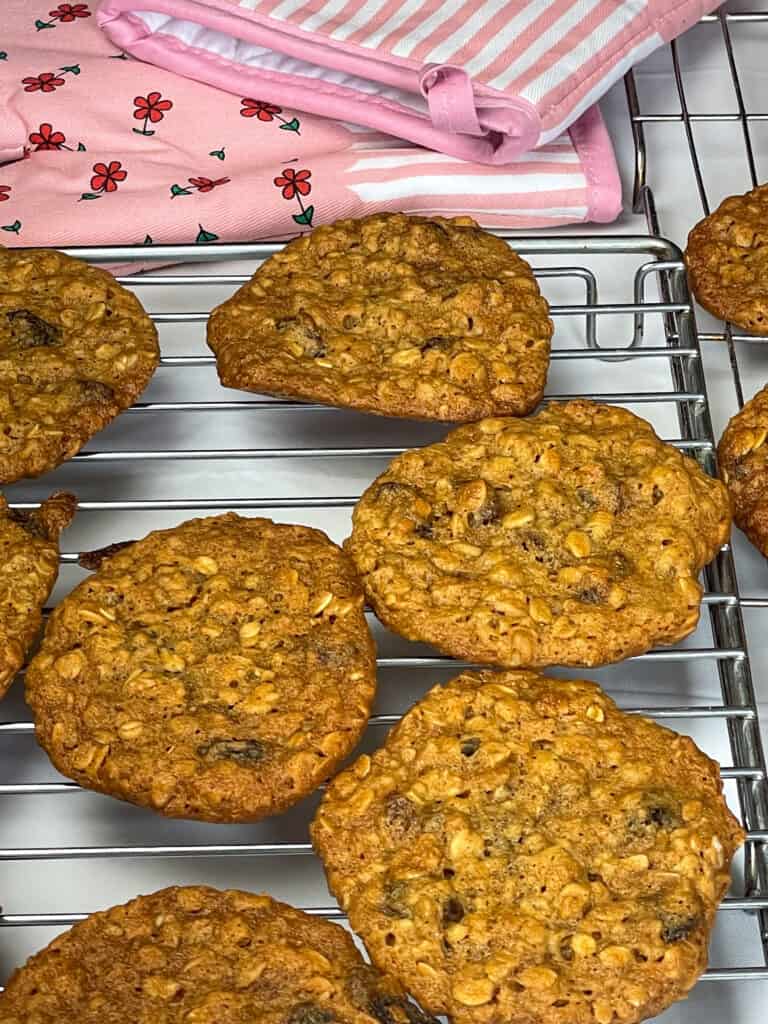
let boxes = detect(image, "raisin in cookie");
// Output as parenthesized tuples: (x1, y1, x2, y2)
(685, 184, 768, 334)
(0, 885, 437, 1024)
(0, 490, 75, 699)
(207, 213, 552, 421)
(0, 247, 159, 481)
(718, 382, 768, 555)
(346, 400, 730, 668)
(312, 670, 744, 1024)
(26, 514, 376, 822)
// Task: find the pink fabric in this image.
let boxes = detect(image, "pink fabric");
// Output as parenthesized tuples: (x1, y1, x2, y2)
(95, 0, 721, 161)
(0, 1, 621, 254)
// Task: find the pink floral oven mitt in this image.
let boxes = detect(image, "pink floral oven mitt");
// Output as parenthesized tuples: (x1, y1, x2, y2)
(0, 1, 621, 252)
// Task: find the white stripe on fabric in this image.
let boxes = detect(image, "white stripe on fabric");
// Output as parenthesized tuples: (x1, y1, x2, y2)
(488, 0, 606, 90)
(298, 0, 354, 33)
(359, 0, 431, 50)
(267, 0, 312, 21)
(348, 172, 587, 201)
(330, 0, 392, 41)
(239, 0, 260, 9)
(536, 32, 661, 142)
(430, 0, 541, 70)
(521, 0, 648, 103)
(390, 0, 471, 59)
(432, 206, 589, 217)
(349, 148, 580, 171)
(350, 152, 459, 170)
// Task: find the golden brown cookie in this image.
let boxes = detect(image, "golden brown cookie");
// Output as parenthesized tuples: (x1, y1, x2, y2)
(26, 514, 376, 822)
(0, 490, 75, 699)
(207, 213, 552, 421)
(312, 670, 745, 1024)
(0, 247, 159, 481)
(0, 885, 438, 1024)
(718, 383, 768, 555)
(346, 400, 731, 668)
(685, 184, 768, 334)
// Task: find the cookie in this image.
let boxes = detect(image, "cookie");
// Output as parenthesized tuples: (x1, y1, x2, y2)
(346, 400, 731, 668)
(26, 514, 376, 822)
(685, 184, 768, 334)
(718, 383, 768, 555)
(0, 885, 438, 1023)
(0, 247, 159, 482)
(312, 669, 745, 1024)
(207, 213, 552, 421)
(0, 490, 75, 699)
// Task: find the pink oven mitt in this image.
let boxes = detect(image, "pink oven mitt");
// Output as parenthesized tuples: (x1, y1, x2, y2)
(96, 0, 718, 164)
(0, 1, 621, 253)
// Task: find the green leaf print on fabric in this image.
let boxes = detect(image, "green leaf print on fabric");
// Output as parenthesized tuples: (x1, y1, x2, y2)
(195, 225, 219, 243)
(209, 147, 226, 161)
(1, 221, 22, 234)
(170, 184, 192, 197)
(142, 234, 153, 244)
(279, 118, 301, 133)
(292, 205, 314, 227)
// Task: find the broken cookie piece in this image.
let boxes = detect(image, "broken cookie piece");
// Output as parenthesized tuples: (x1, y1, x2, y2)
(0, 490, 76, 699)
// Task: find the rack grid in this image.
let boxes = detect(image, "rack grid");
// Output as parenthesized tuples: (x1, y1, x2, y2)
(1, 3, 768, 1009)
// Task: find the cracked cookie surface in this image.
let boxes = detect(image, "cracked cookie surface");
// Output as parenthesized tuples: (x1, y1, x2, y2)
(0, 247, 159, 481)
(718, 382, 768, 555)
(346, 400, 731, 668)
(207, 213, 552, 421)
(0, 490, 75, 699)
(0, 885, 438, 1024)
(26, 514, 376, 822)
(312, 670, 744, 1024)
(685, 184, 768, 334)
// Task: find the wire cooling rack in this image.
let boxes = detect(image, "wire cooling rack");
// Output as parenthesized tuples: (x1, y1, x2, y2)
(1, 7, 767, 1014)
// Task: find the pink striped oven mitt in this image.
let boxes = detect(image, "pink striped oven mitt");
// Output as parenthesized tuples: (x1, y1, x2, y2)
(0, 0, 621, 250)
(97, 0, 718, 164)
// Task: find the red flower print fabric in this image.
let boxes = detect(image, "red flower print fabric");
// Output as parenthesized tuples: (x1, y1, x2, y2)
(90, 160, 127, 192)
(274, 168, 314, 226)
(241, 98, 301, 133)
(274, 168, 311, 200)
(50, 4, 91, 21)
(36, 3, 91, 30)
(29, 123, 67, 150)
(22, 72, 66, 92)
(188, 176, 230, 193)
(133, 91, 173, 135)
(240, 99, 280, 121)
(0, 0, 618, 255)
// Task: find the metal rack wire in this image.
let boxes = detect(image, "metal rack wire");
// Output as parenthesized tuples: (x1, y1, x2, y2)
(1, 4, 767, 1007)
